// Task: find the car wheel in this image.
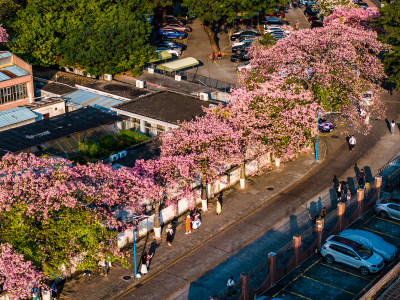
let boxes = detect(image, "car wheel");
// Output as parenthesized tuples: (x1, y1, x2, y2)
(178, 35, 183, 40)
(379, 210, 388, 218)
(360, 266, 369, 276)
(325, 254, 335, 264)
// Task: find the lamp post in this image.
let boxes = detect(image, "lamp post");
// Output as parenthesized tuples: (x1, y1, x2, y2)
(132, 215, 138, 278)
(315, 113, 319, 161)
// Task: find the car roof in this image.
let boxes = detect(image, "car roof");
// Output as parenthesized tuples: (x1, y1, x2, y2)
(329, 235, 361, 250)
(379, 198, 400, 204)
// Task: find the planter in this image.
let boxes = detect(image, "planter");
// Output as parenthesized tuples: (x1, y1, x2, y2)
(153, 227, 162, 239)
(201, 199, 208, 212)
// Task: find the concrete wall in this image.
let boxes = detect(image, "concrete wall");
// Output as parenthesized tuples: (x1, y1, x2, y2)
(31, 101, 66, 120)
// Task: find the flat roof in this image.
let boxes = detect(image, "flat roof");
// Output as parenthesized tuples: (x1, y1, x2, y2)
(0, 51, 12, 59)
(63, 89, 124, 109)
(157, 57, 199, 72)
(38, 82, 78, 96)
(0, 107, 123, 157)
(114, 91, 219, 125)
(0, 64, 30, 82)
(24, 97, 65, 110)
(0, 107, 37, 128)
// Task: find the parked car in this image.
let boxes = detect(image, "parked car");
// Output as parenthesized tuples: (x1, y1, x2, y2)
(162, 15, 187, 25)
(339, 229, 398, 262)
(231, 27, 258, 39)
(265, 11, 286, 19)
(153, 40, 187, 51)
(300, 0, 316, 5)
(158, 29, 188, 40)
(230, 30, 261, 41)
(265, 26, 289, 34)
(304, 6, 319, 17)
(262, 16, 290, 27)
(236, 61, 254, 72)
(311, 20, 324, 29)
(232, 43, 252, 54)
(357, 2, 368, 9)
(161, 23, 192, 32)
(232, 37, 257, 47)
(308, 16, 320, 24)
(375, 197, 400, 220)
(230, 52, 251, 63)
(321, 235, 385, 275)
(318, 119, 334, 133)
(155, 46, 181, 56)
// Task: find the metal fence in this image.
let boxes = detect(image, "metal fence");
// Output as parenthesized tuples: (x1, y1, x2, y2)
(152, 67, 237, 93)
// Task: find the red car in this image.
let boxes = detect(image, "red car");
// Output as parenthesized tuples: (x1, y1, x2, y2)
(161, 24, 192, 32)
(265, 12, 286, 19)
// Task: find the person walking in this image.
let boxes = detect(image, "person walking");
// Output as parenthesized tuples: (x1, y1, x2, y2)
(83, 268, 92, 276)
(216, 199, 222, 215)
(346, 189, 351, 201)
(185, 215, 191, 234)
(336, 182, 342, 200)
(32, 287, 40, 300)
(217, 51, 222, 60)
(51, 283, 59, 300)
(295, 22, 299, 30)
(140, 251, 153, 275)
(391, 120, 396, 135)
(99, 258, 109, 276)
(358, 168, 365, 188)
(227, 276, 235, 287)
(210, 52, 215, 63)
(320, 207, 326, 218)
(364, 181, 371, 195)
(349, 135, 356, 152)
(166, 224, 174, 246)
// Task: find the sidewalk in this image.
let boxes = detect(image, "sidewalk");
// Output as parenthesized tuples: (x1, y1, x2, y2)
(61, 140, 327, 299)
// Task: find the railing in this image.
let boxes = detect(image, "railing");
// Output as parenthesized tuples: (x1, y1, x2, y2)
(151, 67, 237, 93)
(217, 280, 241, 300)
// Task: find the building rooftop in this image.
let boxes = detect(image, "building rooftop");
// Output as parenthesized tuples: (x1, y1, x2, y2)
(63, 89, 124, 109)
(114, 91, 219, 125)
(37, 81, 78, 96)
(0, 107, 37, 128)
(0, 64, 30, 82)
(24, 97, 65, 110)
(0, 51, 12, 59)
(83, 81, 148, 100)
(0, 107, 124, 157)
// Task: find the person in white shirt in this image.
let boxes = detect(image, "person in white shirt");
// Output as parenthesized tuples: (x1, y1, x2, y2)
(227, 276, 235, 287)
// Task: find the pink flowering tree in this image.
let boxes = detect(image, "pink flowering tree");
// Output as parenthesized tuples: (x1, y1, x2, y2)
(0, 243, 44, 299)
(0, 24, 8, 43)
(323, 5, 380, 29)
(160, 114, 242, 208)
(0, 153, 148, 279)
(247, 18, 389, 134)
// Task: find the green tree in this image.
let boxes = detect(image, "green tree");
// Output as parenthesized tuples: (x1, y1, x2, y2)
(372, 1, 400, 88)
(182, 0, 285, 52)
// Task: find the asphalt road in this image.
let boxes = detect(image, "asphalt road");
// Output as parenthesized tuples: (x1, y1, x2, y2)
(116, 88, 400, 300)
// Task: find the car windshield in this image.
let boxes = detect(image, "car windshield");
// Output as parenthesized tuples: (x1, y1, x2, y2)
(355, 245, 372, 259)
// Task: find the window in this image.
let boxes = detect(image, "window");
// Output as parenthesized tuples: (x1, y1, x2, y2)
(0, 83, 28, 105)
(388, 204, 400, 211)
(329, 244, 348, 255)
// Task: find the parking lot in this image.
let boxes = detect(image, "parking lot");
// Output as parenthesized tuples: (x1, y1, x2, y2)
(262, 210, 400, 299)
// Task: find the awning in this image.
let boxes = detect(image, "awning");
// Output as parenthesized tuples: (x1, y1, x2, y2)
(148, 51, 172, 63)
(157, 57, 199, 72)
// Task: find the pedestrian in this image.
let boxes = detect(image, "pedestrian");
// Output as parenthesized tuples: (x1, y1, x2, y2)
(227, 276, 235, 287)
(210, 52, 215, 63)
(216, 199, 222, 215)
(185, 215, 192, 234)
(391, 120, 396, 135)
(32, 287, 40, 300)
(336, 182, 342, 200)
(83, 268, 92, 276)
(51, 283, 59, 300)
(166, 224, 174, 246)
(346, 189, 351, 201)
(295, 22, 299, 30)
(358, 168, 365, 188)
(99, 258, 109, 276)
(192, 213, 202, 229)
(217, 51, 222, 60)
(140, 251, 153, 275)
(364, 181, 371, 195)
(308, 214, 319, 225)
(320, 207, 326, 218)
(349, 135, 356, 152)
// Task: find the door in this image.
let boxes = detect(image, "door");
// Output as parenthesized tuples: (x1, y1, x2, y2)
(387, 204, 400, 220)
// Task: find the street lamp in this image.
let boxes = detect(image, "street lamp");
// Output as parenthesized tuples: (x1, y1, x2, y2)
(132, 215, 138, 278)
(315, 113, 320, 161)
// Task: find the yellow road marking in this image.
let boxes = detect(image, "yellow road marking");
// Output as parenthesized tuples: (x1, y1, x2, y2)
(320, 263, 371, 281)
(301, 275, 356, 295)
(376, 216, 400, 226)
(272, 258, 322, 297)
(284, 289, 312, 300)
(360, 226, 400, 240)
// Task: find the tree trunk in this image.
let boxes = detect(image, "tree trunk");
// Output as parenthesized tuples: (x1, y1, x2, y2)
(153, 199, 162, 239)
(203, 23, 220, 54)
(240, 162, 246, 189)
(201, 175, 208, 212)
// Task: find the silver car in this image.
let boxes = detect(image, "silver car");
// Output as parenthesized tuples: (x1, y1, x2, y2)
(321, 235, 384, 275)
(339, 229, 398, 262)
(375, 198, 400, 220)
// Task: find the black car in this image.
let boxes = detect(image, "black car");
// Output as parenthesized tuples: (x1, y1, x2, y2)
(311, 20, 323, 29)
(153, 40, 187, 51)
(230, 52, 251, 63)
(304, 6, 319, 17)
(231, 30, 261, 41)
(357, 1, 368, 9)
(261, 17, 290, 27)
(162, 15, 187, 26)
(232, 43, 252, 54)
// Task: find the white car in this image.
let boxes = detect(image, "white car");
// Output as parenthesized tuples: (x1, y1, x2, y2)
(361, 90, 374, 106)
(236, 61, 253, 71)
(232, 37, 257, 47)
(155, 48, 181, 57)
(265, 26, 290, 34)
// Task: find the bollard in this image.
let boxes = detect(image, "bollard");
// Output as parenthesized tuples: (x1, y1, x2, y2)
(268, 252, 277, 286)
(293, 234, 302, 267)
(375, 175, 382, 199)
(357, 188, 364, 205)
(338, 203, 346, 232)
(240, 273, 250, 300)
(316, 218, 324, 249)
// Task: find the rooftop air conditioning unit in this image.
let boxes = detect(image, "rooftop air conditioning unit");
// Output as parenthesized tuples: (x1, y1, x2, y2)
(104, 74, 113, 81)
(136, 80, 145, 89)
(148, 68, 154, 74)
(200, 92, 209, 101)
(175, 75, 181, 81)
